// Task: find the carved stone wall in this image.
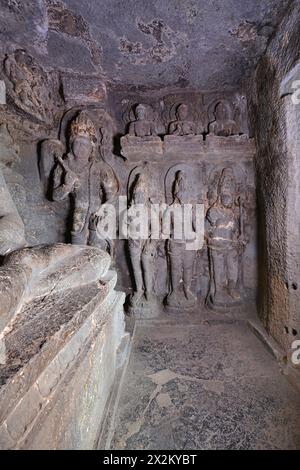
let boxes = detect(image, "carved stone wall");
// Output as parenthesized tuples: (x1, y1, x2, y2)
(248, 0, 300, 357)
(0, 35, 257, 314)
(120, 133, 256, 311)
(0, 81, 257, 315)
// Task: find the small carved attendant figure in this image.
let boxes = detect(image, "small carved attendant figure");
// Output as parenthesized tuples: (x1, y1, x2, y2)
(206, 167, 245, 308)
(128, 104, 157, 137)
(52, 111, 118, 251)
(4, 49, 59, 124)
(209, 101, 237, 137)
(168, 103, 197, 136)
(163, 170, 197, 309)
(128, 173, 156, 310)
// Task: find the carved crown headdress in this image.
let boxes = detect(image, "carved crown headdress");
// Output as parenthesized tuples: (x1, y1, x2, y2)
(70, 111, 97, 141)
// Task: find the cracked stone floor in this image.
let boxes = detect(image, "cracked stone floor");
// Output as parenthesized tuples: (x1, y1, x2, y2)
(104, 313, 300, 450)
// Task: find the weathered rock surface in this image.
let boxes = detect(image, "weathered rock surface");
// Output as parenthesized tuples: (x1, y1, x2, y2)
(248, 0, 300, 361)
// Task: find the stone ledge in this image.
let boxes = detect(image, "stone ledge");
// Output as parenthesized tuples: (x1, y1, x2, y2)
(121, 134, 255, 163)
(247, 318, 286, 362)
(121, 135, 163, 161)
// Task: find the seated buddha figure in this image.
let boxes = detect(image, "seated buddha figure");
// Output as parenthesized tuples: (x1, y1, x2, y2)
(209, 101, 238, 137)
(168, 103, 197, 136)
(0, 166, 110, 348)
(128, 104, 157, 137)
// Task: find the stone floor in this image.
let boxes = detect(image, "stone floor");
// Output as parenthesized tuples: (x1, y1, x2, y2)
(102, 309, 300, 450)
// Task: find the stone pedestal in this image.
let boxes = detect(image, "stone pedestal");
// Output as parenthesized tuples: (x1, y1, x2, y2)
(164, 134, 204, 159)
(0, 270, 128, 450)
(120, 135, 163, 162)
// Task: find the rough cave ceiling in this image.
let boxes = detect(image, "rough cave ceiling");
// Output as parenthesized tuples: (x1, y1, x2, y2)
(0, 0, 290, 91)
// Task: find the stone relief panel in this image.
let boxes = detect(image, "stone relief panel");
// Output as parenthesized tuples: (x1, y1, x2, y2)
(205, 92, 249, 136)
(206, 165, 247, 309)
(40, 109, 119, 254)
(163, 165, 203, 310)
(168, 103, 198, 136)
(124, 163, 165, 316)
(126, 171, 157, 315)
(3, 50, 62, 126)
(1, 84, 256, 317)
(161, 92, 205, 136)
(208, 100, 239, 136)
(121, 103, 163, 163)
(111, 90, 249, 141)
(122, 100, 165, 136)
(128, 103, 157, 137)
(118, 95, 256, 315)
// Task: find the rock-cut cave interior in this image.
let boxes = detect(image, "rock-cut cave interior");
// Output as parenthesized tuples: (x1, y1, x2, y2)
(0, 0, 300, 452)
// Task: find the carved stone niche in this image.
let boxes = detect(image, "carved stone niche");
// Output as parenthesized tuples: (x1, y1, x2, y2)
(161, 93, 206, 135)
(205, 164, 251, 311)
(165, 163, 204, 206)
(3, 50, 62, 126)
(125, 163, 164, 318)
(120, 103, 163, 162)
(206, 96, 249, 137)
(40, 108, 119, 255)
(163, 163, 204, 312)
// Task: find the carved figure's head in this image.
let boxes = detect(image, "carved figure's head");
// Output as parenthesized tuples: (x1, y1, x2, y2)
(176, 103, 189, 121)
(214, 101, 232, 121)
(135, 104, 148, 121)
(173, 170, 189, 204)
(69, 111, 96, 161)
(218, 167, 236, 207)
(132, 173, 148, 204)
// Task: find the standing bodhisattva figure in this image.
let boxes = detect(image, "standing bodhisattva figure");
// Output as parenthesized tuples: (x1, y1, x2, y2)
(50, 111, 119, 252)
